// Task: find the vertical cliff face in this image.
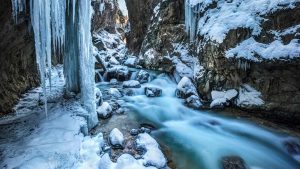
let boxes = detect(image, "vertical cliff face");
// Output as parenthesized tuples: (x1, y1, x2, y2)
(124, 0, 159, 54)
(0, 0, 39, 114)
(136, 0, 300, 122)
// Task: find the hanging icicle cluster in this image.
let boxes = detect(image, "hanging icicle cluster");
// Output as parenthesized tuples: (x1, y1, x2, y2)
(11, 0, 26, 23)
(184, 0, 203, 41)
(11, 0, 98, 129)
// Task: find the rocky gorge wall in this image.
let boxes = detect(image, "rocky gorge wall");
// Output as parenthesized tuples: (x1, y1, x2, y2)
(0, 0, 39, 114)
(131, 0, 300, 124)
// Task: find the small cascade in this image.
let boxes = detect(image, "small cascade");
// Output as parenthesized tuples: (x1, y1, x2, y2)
(130, 71, 138, 80)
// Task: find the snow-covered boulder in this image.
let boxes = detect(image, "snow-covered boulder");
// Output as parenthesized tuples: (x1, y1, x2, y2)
(236, 84, 264, 108)
(110, 78, 118, 85)
(97, 102, 113, 119)
(109, 57, 120, 65)
(145, 87, 162, 97)
(210, 89, 238, 108)
(109, 128, 125, 148)
(124, 57, 137, 67)
(173, 62, 194, 83)
(175, 76, 198, 99)
(136, 70, 151, 84)
(186, 95, 202, 109)
(109, 88, 122, 98)
(99, 153, 116, 169)
(136, 133, 167, 168)
(123, 80, 141, 88)
(106, 65, 130, 81)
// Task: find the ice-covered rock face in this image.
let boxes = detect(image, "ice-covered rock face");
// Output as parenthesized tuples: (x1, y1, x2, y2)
(109, 128, 125, 148)
(123, 80, 141, 88)
(97, 102, 113, 119)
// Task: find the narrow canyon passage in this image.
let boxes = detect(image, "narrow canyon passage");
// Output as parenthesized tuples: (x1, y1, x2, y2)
(1, 0, 300, 169)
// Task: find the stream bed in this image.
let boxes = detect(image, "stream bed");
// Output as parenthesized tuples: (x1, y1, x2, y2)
(96, 69, 300, 169)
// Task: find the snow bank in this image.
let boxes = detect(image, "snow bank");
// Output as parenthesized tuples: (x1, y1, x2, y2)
(226, 38, 300, 61)
(237, 84, 264, 107)
(136, 133, 167, 168)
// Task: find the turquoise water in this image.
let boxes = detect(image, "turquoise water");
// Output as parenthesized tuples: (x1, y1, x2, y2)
(123, 73, 300, 169)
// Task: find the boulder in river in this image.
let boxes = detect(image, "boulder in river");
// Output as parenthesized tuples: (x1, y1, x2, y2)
(145, 87, 162, 97)
(186, 95, 202, 109)
(124, 56, 137, 67)
(221, 156, 248, 169)
(135, 133, 167, 168)
(95, 87, 103, 107)
(106, 65, 130, 81)
(123, 80, 141, 88)
(109, 88, 122, 98)
(97, 102, 112, 119)
(136, 70, 151, 84)
(176, 76, 198, 99)
(109, 128, 125, 148)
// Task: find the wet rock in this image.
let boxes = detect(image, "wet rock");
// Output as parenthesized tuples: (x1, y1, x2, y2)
(136, 70, 151, 84)
(109, 88, 122, 98)
(145, 87, 162, 97)
(186, 95, 202, 109)
(108, 100, 120, 111)
(123, 80, 141, 88)
(176, 76, 198, 99)
(139, 127, 151, 134)
(109, 128, 125, 148)
(106, 65, 130, 81)
(284, 140, 300, 155)
(130, 129, 139, 136)
(123, 88, 134, 96)
(222, 156, 248, 169)
(97, 102, 112, 119)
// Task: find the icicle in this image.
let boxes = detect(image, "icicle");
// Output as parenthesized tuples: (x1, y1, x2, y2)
(11, 0, 26, 23)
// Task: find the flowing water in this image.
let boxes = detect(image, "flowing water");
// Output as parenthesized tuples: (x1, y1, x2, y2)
(114, 72, 300, 169)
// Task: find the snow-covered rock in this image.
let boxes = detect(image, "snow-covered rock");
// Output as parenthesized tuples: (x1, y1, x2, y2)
(109, 128, 125, 148)
(136, 70, 151, 84)
(123, 80, 141, 88)
(173, 62, 194, 83)
(136, 133, 167, 168)
(109, 57, 120, 65)
(210, 89, 238, 108)
(145, 87, 162, 97)
(186, 95, 202, 109)
(97, 102, 113, 119)
(236, 84, 264, 108)
(110, 78, 118, 85)
(106, 65, 130, 81)
(109, 88, 122, 98)
(124, 57, 137, 67)
(175, 76, 198, 98)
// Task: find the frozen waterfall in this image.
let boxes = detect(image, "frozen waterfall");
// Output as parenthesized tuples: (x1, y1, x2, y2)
(11, 0, 98, 129)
